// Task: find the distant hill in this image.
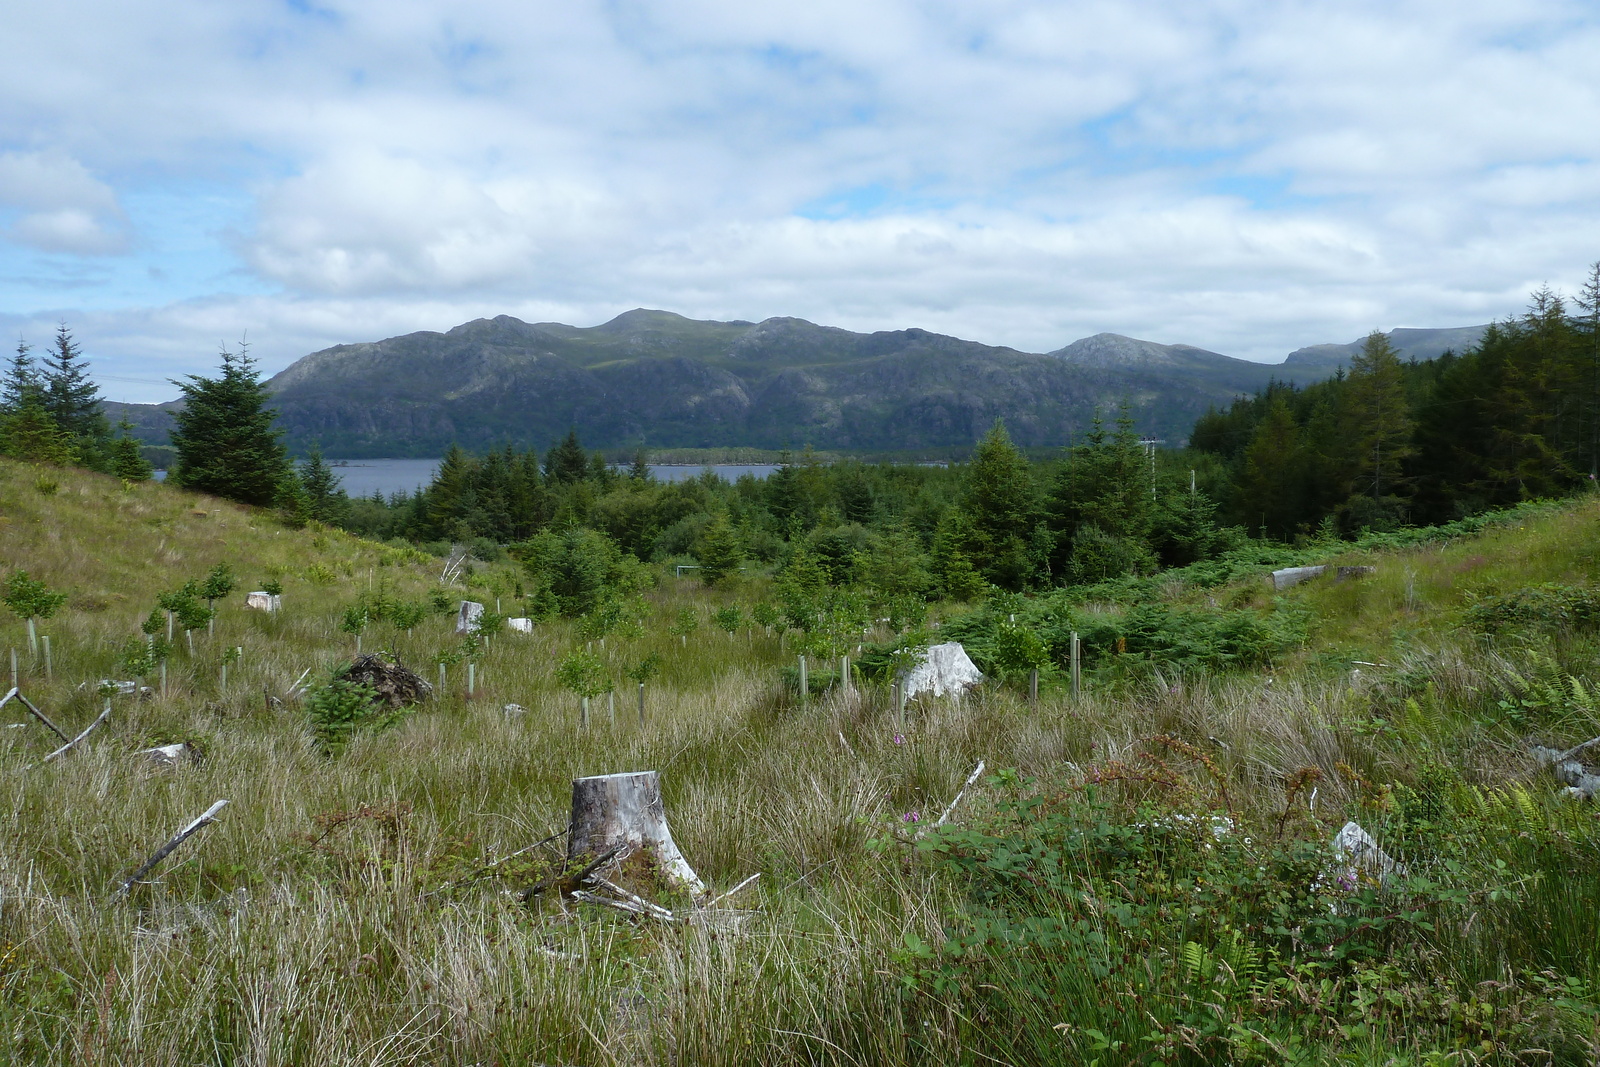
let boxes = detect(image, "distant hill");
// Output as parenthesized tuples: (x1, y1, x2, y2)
(1283, 325, 1488, 369)
(106, 313, 1485, 458)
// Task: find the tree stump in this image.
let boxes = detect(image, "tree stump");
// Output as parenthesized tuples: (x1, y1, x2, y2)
(568, 771, 705, 896)
(456, 601, 485, 634)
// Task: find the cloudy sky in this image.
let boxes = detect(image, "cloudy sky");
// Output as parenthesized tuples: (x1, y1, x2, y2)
(2, 1, 1598, 403)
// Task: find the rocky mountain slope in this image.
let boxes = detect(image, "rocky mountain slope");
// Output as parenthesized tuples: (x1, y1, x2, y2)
(110, 313, 1486, 457)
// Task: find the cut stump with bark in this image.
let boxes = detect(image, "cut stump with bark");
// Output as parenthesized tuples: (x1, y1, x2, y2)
(568, 771, 705, 896)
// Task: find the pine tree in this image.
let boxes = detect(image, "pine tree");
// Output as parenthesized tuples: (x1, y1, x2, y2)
(109, 420, 154, 480)
(545, 429, 589, 485)
(297, 446, 349, 525)
(1341, 332, 1415, 527)
(40, 324, 104, 440)
(169, 342, 290, 507)
(1240, 394, 1305, 539)
(696, 512, 744, 584)
(1578, 261, 1600, 477)
(628, 450, 652, 484)
(960, 420, 1035, 589)
(1, 339, 40, 414)
(0, 392, 76, 465)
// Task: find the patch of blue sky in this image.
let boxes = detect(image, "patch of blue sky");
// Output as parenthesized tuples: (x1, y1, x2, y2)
(1204, 173, 1329, 211)
(0, 184, 271, 313)
(1072, 108, 1250, 177)
(796, 182, 958, 220)
(281, 0, 342, 25)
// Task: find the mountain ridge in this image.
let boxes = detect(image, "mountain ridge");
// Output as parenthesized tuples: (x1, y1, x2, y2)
(106, 312, 1488, 458)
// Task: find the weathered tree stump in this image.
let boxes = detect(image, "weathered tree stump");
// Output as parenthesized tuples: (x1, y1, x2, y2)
(568, 771, 705, 896)
(456, 601, 485, 633)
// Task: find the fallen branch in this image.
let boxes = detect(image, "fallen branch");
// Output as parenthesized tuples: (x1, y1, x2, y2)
(35, 702, 111, 767)
(932, 759, 987, 829)
(570, 889, 678, 922)
(585, 875, 676, 920)
(114, 799, 229, 896)
(0, 687, 70, 743)
(286, 668, 313, 698)
(1531, 745, 1600, 799)
(706, 873, 761, 908)
(1555, 735, 1600, 764)
(517, 842, 626, 902)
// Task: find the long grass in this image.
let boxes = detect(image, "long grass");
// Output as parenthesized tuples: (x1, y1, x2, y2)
(3, 459, 1599, 1064)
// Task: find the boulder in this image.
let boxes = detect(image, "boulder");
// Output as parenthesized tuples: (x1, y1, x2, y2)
(245, 592, 281, 612)
(507, 617, 534, 634)
(901, 642, 985, 700)
(1336, 565, 1377, 582)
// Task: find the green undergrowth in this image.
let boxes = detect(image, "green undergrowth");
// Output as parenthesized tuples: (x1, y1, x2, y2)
(4, 459, 1600, 1065)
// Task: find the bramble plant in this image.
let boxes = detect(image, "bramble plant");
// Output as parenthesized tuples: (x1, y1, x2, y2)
(2, 569, 68, 655)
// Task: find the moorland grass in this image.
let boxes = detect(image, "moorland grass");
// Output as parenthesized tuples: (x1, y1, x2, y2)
(2, 459, 1599, 1065)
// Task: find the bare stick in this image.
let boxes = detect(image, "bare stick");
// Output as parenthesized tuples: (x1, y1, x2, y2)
(517, 842, 627, 902)
(114, 799, 229, 896)
(932, 759, 987, 829)
(569, 889, 679, 922)
(286, 667, 312, 697)
(1555, 735, 1600, 764)
(585, 874, 676, 920)
(37, 702, 111, 766)
(706, 872, 761, 908)
(3, 689, 70, 743)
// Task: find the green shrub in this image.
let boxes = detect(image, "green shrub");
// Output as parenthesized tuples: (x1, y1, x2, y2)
(305, 677, 389, 753)
(1466, 583, 1600, 635)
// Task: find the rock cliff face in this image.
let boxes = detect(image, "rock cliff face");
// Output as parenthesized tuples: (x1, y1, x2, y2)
(110, 311, 1477, 456)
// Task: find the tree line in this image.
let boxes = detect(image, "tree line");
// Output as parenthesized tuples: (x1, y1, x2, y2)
(8, 267, 1599, 608)
(1192, 266, 1600, 537)
(0, 325, 150, 480)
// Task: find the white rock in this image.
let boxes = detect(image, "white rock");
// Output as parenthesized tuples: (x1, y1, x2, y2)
(507, 617, 534, 634)
(503, 703, 528, 715)
(137, 742, 192, 767)
(245, 592, 281, 612)
(900, 642, 985, 700)
(456, 601, 485, 634)
(1329, 820, 1403, 888)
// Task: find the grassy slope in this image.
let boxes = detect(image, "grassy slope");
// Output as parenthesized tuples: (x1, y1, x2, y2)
(2, 459, 1598, 1065)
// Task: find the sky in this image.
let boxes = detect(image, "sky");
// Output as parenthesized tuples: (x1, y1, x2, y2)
(2, 1, 1598, 404)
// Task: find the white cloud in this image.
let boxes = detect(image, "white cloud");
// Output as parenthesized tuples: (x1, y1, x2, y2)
(0, 151, 128, 253)
(1, 0, 1598, 399)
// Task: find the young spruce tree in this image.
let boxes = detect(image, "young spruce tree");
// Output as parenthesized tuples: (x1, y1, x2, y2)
(169, 342, 289, 506)
(40, 324, 105, 441)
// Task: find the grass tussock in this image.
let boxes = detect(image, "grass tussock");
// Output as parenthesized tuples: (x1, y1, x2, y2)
(2, 459, 1599, 1065)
